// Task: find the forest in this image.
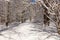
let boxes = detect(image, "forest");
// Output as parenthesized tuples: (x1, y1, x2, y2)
(0, 0, 60, 40)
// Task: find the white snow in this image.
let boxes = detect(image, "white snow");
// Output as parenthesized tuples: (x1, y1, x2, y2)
(0, 22, 60, 40)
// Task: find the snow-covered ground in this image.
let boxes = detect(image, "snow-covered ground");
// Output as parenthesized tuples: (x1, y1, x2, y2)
(0, 22, 60, 40)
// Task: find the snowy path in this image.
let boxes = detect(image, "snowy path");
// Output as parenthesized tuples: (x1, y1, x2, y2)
(0, 22, 60, 40)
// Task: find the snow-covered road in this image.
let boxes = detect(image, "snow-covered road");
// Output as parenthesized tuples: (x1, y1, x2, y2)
(0, 22, 60, 40)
